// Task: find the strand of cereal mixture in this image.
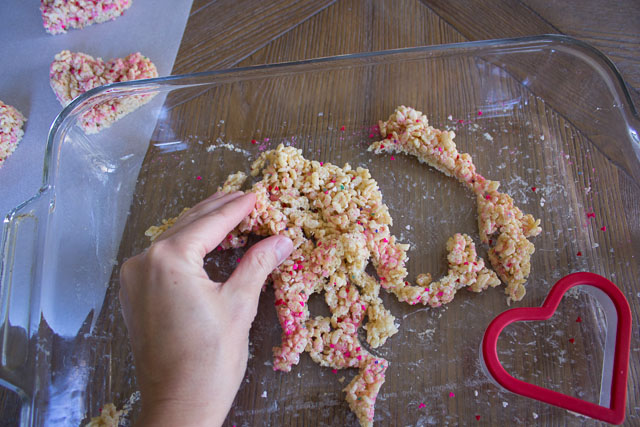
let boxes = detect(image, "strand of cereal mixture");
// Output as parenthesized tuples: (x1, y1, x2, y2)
(0, 101, 26, 169)
(40, 0, 132, 35)
(146, 144, 507, 426)
(368, 106, 542, 302)
(50, 50, 158, 133)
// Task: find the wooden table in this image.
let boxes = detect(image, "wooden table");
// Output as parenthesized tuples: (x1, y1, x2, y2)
(2, 0, 639, 425)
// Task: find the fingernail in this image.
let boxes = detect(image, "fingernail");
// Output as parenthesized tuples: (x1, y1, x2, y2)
(274, 236, 294, 265)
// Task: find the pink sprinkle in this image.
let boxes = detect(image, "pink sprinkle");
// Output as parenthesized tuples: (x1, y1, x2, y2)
(485, 194, 491, 200)
(330, 344, 335, 348)
(369, 133, 374, 138)
(458, 119, 464, 124)
(449, 392, 455, 398)
(344, 351, 351, 358)
(357, 355, 362, 361)
(264, 137, 270, 142)
(478, 111, 483, 116)
(601, 225, 606, 231)
(320, 162, 324, 166)
(418, 403, 426, 409)
(299, 301, 305, 307)
(361, 304, 366, 310)
(438, 291, 444, 297)
(390, 155, 395, 160)
(332, 369, 338, 374)
(383, 238, 388, 242)
(340, 126, 345, 131)
(196, 176, 202, 180)
(586, 212, 596, 219)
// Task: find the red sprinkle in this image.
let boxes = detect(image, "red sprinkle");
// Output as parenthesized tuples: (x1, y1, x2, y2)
(485, 194, 491, 200)
(601, 225, 607, 231)
(476, 415, 481, 420)
(569, 338, 575, 344)
(340, 126, 346, 131)
(390, 155, 395, 160)
(196, 176, 202, 180)
(576, 316, 582, 323)
(577, 251, 582, 256)
(275, 299, 285, 306)
(380, 144, 385, 149)
(251, 139, 257, 144)
(531, 186, 537, 192)
(478, 111, 483, 116)
(418, 403, 426, 409)
(586, 212, 596, 219)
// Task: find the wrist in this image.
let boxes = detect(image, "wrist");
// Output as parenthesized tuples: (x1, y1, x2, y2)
(136, 398, 226, 427)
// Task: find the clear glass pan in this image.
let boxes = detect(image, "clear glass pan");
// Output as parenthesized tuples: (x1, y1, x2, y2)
(1, 35, 639, 426)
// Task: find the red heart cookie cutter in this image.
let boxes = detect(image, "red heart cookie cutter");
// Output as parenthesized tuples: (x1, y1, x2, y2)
(481, 272, 632, 424)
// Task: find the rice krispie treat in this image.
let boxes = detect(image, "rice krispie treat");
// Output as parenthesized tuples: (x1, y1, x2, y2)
(369, 106, 542, 302)
(0, 101, 26, 169)
(147, 144, 504, 426)
(50, 50, 158, 133)
(40, 0, 132, 35)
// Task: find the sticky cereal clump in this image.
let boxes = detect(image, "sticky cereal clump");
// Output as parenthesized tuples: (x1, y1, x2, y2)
(147, 144, 506, 426)
(50, 50, 158, 133)
(0, 101, 26, 169)
(85, 403, 122, 427)
(369, 106, 542, 301)
(40, 0, 132, 35)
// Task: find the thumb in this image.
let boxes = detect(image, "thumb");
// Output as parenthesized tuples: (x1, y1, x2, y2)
(223, 235, 293, 307)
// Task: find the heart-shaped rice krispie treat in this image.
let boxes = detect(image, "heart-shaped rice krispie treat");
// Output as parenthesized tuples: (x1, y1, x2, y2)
(0, 101, 26, 169)
(50, 50, 158, 134)
(40, 0, 132, 35)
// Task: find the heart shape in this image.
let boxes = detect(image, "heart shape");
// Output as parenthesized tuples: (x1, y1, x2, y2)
(482, 272, 632, 424)
(49, 50, 158, 133)
(40, 0, 132, 35)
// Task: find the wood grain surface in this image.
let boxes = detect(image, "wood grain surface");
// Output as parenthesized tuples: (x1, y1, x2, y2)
(1, 0, 639, 425)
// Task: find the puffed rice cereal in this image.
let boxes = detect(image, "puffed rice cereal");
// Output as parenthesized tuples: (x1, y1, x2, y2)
(50, 50, 158, 133)
(147, 144, 506, 426)
(0, 101, 26, 169)
(369, 106, 542, 302)
(40, 0, 132, 35)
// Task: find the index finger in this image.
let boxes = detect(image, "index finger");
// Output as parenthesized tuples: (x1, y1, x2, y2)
(162, 192, 257, 260)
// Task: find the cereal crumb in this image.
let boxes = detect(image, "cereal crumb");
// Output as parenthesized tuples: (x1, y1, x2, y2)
(40, 0, 132, 35)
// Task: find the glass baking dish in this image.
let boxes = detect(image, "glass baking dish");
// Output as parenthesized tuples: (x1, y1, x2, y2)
(1, 35, 639, 426)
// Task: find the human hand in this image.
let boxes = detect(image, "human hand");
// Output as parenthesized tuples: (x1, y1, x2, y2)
(119, 191, 293, 426)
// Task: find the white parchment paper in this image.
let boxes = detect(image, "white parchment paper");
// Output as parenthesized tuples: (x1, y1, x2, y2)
(0, 0, 194, 221)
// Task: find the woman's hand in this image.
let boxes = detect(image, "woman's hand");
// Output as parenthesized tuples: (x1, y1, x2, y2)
(119, 191, 293, 426)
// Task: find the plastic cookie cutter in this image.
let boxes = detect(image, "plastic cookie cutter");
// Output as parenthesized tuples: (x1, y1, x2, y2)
(481, 272, 632, 424)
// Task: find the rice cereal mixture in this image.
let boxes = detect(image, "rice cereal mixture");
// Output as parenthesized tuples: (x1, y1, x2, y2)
(85, 403, 122, 427)
(40, 0, 132, 35)
(50, 50, 157, 133)
(0, 101, 26, 169)
(147, 143, 510, 426)
(369, 106, 542, 302)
